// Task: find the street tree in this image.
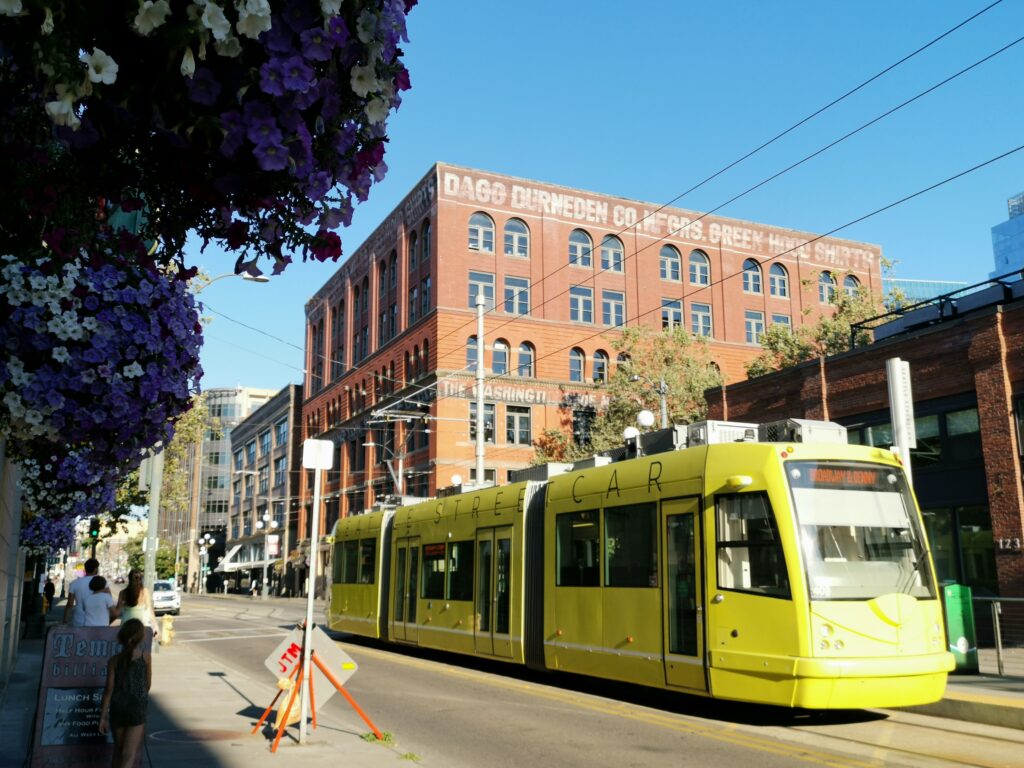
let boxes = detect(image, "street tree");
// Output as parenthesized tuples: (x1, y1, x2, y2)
(534, 326, 722, 462)
(157, 394, 210, 571)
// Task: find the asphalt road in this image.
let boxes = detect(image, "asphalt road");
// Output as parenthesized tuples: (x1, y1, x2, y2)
(173, 595, 1024, 768)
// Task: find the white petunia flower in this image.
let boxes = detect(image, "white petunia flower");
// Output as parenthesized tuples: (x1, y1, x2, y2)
(235, 0, 271, 39)
(201, 2, 231, 41)
(41, 7, 53, 34)
(356, 8, 376, 43)
(44, 94, 80, 129)
(349, 63, 377, 97)
(81, 48, 119, 85)
(122, 362, 145, 378)
(320, 0, 341, 15)
(134, 0, 172, 36)
(0, 0, 23, 17)
(365, 96, 388, 125)
(51, 346, 71, 364)
(214, 35, 242, 57)
(181, 46, 196, 77)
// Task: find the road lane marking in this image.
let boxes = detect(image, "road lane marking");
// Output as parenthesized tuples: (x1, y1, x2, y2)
(178, 632, 289, 643)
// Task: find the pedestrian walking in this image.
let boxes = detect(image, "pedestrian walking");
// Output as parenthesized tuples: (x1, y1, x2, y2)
(43, 577, 55, 613)
(117, 569, 157, 633)
(63, 557, 100, 626)
(250, 579, 259, 598)
(99, 619, 151, 768)
(82, 576, 119, 627)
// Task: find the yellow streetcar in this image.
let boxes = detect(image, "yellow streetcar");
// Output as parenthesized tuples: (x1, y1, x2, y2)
(328, 419, 954, 709)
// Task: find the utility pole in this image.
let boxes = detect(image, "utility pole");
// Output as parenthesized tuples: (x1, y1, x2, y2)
(143, 450, 164, 590)
(475, 292, 485, 486)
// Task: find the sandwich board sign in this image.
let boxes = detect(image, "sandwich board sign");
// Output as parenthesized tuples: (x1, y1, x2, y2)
(264, 624, 357, 710)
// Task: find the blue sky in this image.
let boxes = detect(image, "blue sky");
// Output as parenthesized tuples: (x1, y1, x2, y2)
(192, 0, 1024, 391)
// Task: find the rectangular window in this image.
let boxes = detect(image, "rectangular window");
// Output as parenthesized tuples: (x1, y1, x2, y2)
(601, 290, 625, 327)
(691, 303, 712, 337)
(503, 276, 530, 315)
(469, 402, 496, 443)
(274, 456, 286, 487)
(745, 310, 765, 344)
(910, 414, 941, 468)
(259, 430, 271, 456)
(556, 510, 600, 587)
(600, 241, 623, 272)
(569, 286, 593, 323)
(206, 476, 226, 490)
(233, 449, 243, 471)
(771, 313, 791, 329)
(245, 440, 256, 464)
(421, 276, 431, 315)
(274, 418, 287, 446)
(207, 451, 226, 466)
(605, 503, 657, 587)
(468, 271, 495, 309)
(421, 542, 446, 599)
(258, 465, 269, 494)
(447, 541, 474, 600)
(947, 408, 982, 462)
(408, 286, 418, 324)
(469, 467, 497, 485)
(716, 492, 789, 597)
(661, 299, 682, 329)
(339, 539, 358, 584)
(244, 474, 254, 496)
(506, 405, 531, 445)
(358, 539, 375, 584)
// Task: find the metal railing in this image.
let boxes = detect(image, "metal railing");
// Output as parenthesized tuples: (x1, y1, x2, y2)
(973, 597, 1024, 677)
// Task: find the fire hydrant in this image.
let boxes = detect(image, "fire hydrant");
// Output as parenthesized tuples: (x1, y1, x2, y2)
(159, 614, 175, 645)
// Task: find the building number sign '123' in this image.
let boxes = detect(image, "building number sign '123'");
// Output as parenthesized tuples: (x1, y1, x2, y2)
(997, 538, 1021, 552)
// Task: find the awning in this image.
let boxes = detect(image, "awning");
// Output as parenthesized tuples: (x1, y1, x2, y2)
(217, 557, 282, 574)
(213, 544, 242, 573)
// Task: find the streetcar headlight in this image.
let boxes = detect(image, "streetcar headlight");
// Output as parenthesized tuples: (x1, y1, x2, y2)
(819, 624, 833, 638)
(833, 639, 844, 651)
(819, 639, 830, 650)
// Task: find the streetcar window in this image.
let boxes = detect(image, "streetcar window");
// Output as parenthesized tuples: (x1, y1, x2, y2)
(339, 540, 360, 581)
(556, 510, 600, 587)
(358, 538, 375, 584)
(716, 493, 790, 598)
(447, 540, 474, 601)
(788, 460, 936, 600)
(422, 542, 446, 599)
(604, 502, 658, 588)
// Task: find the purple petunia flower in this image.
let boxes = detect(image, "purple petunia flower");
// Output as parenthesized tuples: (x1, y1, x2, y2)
(245, 113, 282, 147)
(326, 15, 349, 46)
(254, 140, 290, 171)
(186, 67, 222, 106)
(300, 26, 333, 61)
(305, 170, 332, 201)
(281, 55, 315, 93)
(259, 57, 288, 96)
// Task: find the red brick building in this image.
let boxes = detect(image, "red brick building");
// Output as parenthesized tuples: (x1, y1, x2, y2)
(300, 163, 884, 536)
(706, 281, 1024, 598)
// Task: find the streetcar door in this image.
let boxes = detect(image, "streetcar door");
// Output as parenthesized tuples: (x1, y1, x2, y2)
(662, 498, 706, 691)
(392, 537, 419, 644)
(474, 526, 513, 657)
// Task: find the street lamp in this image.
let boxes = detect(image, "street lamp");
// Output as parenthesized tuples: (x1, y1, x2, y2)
(194, 272, 270, 292)
(254, 512, 279, 601)
(197, 532, 215, 593)
(363, 440, 404, 498)
(630, 374, 669, 429)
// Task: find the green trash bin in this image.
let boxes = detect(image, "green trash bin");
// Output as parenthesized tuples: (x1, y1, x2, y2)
(943, 584, 979, 674)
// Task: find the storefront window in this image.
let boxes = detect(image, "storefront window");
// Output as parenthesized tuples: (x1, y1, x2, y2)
(947, 408, 982, 462)
(911, 414, 941, 468)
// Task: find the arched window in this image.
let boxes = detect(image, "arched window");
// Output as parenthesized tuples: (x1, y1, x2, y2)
(421, 220, 432, 265)
(466, 335, 478, 371)
(405, 350, 413, 381)
(378, 260, 387, 297)
(361, 277, 369, 314)
(413, 344, 420, 377)
(569, 229, 592, 267)
(659, 245, 681, 281)
(742, 259, 762, 294)
(503, 218, 529, 258)
(492, 338, 509, 375)
(843, 275, 861, 297)
(592, 350, 609, 383)
(422, 338, 430, 373)
(689, 250, 710, 286)
(468, 212, 495, 252)
(600, 236, 624, 272)
(819, 271, 837, 303)
(517, 342, 535, 377)
(569, 348, 585, 383)
(408, 231, 418, 272)
(769, 264, 789, 298)
(389, 251, 397, 289)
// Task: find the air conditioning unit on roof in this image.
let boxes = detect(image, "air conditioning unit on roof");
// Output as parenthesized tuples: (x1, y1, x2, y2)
(758, 419, 847, 444)
(686, 420, 758, 446)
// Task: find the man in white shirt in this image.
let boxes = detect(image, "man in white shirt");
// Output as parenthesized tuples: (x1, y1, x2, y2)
(81, 576, 117, 626)
(63, 558, 101, 627)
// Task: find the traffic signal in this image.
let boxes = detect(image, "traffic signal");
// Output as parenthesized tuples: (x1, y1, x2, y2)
(88, 517, 100, 540)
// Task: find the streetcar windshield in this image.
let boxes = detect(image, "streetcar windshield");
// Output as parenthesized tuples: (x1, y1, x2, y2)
(787, 461, 935, 600)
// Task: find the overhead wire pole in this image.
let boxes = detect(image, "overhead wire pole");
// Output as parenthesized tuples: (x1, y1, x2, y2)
(475, 293, 485, 487)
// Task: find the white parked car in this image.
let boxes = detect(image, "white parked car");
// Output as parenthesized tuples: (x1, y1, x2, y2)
(152, 580, 181, 616)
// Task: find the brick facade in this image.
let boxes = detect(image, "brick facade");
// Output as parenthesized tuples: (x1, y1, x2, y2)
(707, 300, 1024, 596)
(303, 162, 884, 521)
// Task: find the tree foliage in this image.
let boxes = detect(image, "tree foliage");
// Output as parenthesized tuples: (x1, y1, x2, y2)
(158, 394, 211, 532)
(124, 536, 177, 579)
(744, 285, 888, 378)
(534, 327, 723, 463)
